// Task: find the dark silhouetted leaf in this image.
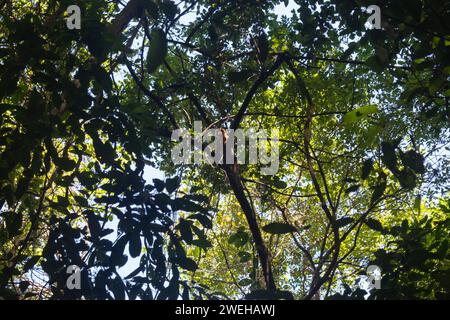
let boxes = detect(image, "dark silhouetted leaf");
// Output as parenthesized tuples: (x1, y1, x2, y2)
(187, 213, 212, 229)
(262, 222, 297, 234)
(345, 185, 360, 193)
(110, 236, 129, 267)
(361, 158, 374, 180)
(398, 168, 417, 190)
(147, 29, 167, 73)
(238, 278, 253, 286)
(166, 176, 180, 193)
(176, 256, 197, 272)
(381, 141, 398, 174)
(227, 70, 253, 84)
(336, 217, 354, 228)
(129, 232, 142, 258)
(6, 211, 22, 237)
(238, 251, 252, 263)
(400, 150, 425, 174)
(160, 0, 178, 20)
(178, 218, 193, 243)
(365, 218, 384, 232)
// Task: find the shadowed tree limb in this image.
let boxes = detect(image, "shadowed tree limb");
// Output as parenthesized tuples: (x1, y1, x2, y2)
(222, 164, 277, 292)
(231, 55, 286, 130)
(122, 57, 180, 130)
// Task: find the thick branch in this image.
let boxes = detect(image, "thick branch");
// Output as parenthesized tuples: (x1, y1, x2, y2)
(122, 57, 179, 129)
(231, 55, 285, 130)
(222, 165, 276, 292)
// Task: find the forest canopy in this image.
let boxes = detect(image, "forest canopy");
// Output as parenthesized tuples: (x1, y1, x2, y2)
(0, 0, 449, 300)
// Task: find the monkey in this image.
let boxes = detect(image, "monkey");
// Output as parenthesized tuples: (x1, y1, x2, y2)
(219, 127, 239, 177)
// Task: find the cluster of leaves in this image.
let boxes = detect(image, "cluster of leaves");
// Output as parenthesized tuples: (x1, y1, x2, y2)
(0, 0, 214, 299)
(330, 198, 450, 299)
(179, 0, 449, 300)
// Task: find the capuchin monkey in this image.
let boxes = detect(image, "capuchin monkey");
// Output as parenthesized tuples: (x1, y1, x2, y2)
(220, 127, 240, 176)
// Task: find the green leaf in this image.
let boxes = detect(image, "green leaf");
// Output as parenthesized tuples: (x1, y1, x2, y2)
(153, 178, 165, 192)
(272, 177, 288, 189)
(129, 232, 142, 258)
(74, 195, 89, 207)
(361, 159, 374, 180)
(343, 104, 378, 126)
(336, 217, 354, 228)
(191, 238, 212, 249)
(437, 239, 448, 258)
(56, 196, 70, 208)
(262, 222, 297, 234)
(86, 210, 101, 239)
(15, 175, 31, 199)
(365, 218, 384, 232)
(147, 29, 167, 73)
(413, 194, 421, 212)
(92, 137, 115, 166)
(370, 183, 386, 205)
(54, 157, 77, 171)
(92, 65, 112, 93)
(364, 124, 382, 146)
(110, 277, 126, 300)
(397, 168, 417, 190)
(176, 256, 197, 272)
(238, 251, 252, 263)
(227, 70, 253, 84)
(178, 218, 193, 243)
(228, 229, 250, 247)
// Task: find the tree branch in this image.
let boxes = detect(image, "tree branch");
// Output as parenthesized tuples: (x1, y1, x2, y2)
(231, 55, 285, 130)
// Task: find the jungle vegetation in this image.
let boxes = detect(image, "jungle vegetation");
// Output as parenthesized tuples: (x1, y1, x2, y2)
(0, 0, 449, 300)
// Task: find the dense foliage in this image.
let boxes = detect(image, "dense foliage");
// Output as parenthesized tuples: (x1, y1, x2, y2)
(0, 0, 449, 299)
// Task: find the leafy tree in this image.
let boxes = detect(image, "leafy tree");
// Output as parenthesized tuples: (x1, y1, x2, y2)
(0, 0, 449, 299)
(329, 198, 450, 299)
